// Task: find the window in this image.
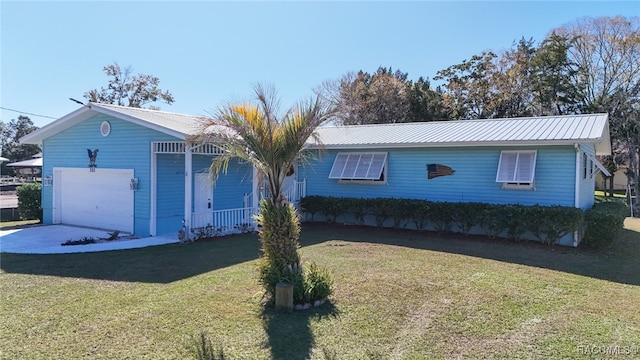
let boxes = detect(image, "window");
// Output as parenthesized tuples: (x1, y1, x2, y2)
(329, 152, 387, 182)
(583, 152, 611, 179)
(583, 153, 591, 180)
(496, 150, 537, 189)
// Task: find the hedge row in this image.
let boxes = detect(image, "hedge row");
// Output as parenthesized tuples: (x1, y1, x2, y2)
(299, 196, 625, 247)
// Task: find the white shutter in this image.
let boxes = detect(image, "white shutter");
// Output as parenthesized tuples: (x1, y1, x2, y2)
(329, 152, 387, 180)
(353, 154, 373, 178)
(496, 150, 536, 183)
(496, 151, 518, 182)
(515, 151, 536, 182)
(367, 153, 387, 180)
(329, 153, 349, 179)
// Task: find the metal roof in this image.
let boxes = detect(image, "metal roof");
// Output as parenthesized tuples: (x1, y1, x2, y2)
(21, 102, 209, 144)
(311, 114, 611, 155)
(21, 104, 611, 155)
(91, 103, 203, 136)
(7, 157, 42, 167)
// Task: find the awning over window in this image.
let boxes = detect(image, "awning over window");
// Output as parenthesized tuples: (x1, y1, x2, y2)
(329, 152, 387, 180)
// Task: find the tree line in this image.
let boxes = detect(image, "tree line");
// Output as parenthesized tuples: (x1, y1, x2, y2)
(320, 16, 639, 201)
(2, 16, 638, 200)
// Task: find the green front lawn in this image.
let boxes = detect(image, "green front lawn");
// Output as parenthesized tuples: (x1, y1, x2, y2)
(1, 221, 639, 359)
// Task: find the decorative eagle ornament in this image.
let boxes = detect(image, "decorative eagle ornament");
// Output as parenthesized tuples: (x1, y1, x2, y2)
(88, 148, 99, 172)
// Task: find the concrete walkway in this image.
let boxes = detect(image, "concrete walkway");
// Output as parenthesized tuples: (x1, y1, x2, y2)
(0, 225, 179, 254)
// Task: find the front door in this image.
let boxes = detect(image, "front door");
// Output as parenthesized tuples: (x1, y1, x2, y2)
(194, 173, 213, 228)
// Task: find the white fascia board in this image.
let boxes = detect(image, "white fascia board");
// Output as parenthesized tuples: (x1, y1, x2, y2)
(309, 139, 606, 150)
(595, 118, 612, 155)
(89, 104, 187, 140)
(19, 106, 96, 144)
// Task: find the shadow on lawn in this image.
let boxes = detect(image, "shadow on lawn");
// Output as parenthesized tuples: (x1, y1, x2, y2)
(2, 223, 638, 286)
(0, 233, 262, 284)
(261, 301, 340, 360)
(300, 222, 640, 286)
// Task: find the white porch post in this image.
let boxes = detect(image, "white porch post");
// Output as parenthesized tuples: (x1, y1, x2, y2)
(150, 143, 157, 236)
(252, 165, 259, 212)
(184, 144, 193, 239)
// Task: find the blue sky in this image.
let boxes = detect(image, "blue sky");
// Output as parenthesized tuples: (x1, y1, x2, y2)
(1, 1, 638, 128)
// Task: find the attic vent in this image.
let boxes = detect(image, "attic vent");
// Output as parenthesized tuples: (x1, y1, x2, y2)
(100, 121, 111, 137)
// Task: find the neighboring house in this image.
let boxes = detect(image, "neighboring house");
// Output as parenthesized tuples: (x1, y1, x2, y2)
(303, 114, 611, 246)
(7, 152, 42, 178)
(22, 104, 611, 246)
(595, 158, 628, 191)
(19, 103, 298, 238)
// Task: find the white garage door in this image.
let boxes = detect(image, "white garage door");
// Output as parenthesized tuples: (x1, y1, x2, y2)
(54, 168, 134, 233)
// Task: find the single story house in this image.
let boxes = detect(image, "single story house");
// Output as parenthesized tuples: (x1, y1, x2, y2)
(20, 103, 289, 238)
(21, 103, 611, 246)
(305, 114, 611, 246)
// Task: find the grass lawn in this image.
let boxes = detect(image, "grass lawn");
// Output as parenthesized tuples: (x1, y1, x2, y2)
(1, 221, 639, 359)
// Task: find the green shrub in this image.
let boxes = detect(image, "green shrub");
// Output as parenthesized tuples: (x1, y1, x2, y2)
(583, 201, 628, 248)
(408, 199, 431, 230)
(345, 197, 367, 225)
(258, 260, 333, 305)
(301, 196, 586, 246)
(320, 196, 345, 223)
(453, 202, 486, 236)
(480, 204, 504, 239)
(304, 262, 333, 301)
(299, 195, 324, 221)
(16, 182, 42, 221)
(430, 202, 456, 233)
(500, 205, 530, 242)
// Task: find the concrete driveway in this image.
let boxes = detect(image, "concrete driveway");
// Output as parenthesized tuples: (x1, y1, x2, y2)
(0, 225, 179, 254)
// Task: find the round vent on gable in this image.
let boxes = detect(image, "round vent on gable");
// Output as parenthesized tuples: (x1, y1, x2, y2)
(100, 121, 111, 137)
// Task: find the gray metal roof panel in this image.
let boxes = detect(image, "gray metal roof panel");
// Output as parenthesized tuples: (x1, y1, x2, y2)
(312, 114, 610, 153)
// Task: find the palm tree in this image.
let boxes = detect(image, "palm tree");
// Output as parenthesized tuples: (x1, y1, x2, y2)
(191, 84, 332, 294)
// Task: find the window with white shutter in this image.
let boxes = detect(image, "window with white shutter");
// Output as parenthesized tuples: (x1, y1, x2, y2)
(496, 150, 537, 189)
(329, 152, 387, 183)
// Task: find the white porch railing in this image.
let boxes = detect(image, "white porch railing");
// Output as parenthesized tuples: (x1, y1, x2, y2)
(190, 180, 305, 239)
(255, 179, 307, 205)
(191, 207, 258, 237)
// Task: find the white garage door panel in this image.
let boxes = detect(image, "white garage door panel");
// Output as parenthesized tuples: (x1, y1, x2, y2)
(55, 168, 134, 233)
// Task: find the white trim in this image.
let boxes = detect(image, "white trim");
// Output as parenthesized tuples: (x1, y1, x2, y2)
(88, 103, 187, 140)
(587, 153, 611, 177)
(100, 121, 111, 137)
(252, 166, 259, 211)
(575, 144, 581, 208)
(150, 143, 157, 236)
(184, 144, 193, 240)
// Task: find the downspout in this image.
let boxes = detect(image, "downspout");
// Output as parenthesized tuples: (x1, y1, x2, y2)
(574, 143, 581, 247)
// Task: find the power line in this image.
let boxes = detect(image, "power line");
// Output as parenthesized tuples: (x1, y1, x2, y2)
(0, 106, 58, 120)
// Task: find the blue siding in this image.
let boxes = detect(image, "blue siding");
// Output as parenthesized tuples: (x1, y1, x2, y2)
(156, 154, 185, 235)
(154, 155, 253, 235)
(301, 146, 577, 207)
(42, 114, 180, 236)
(192, 157, 252, 211)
